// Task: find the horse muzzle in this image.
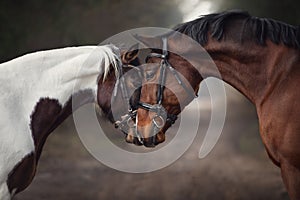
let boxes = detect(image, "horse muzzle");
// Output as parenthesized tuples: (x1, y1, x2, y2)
(125, 130, 165, 147)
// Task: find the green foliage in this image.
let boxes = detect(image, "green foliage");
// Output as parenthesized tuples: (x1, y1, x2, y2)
(0, 0, 182, 62)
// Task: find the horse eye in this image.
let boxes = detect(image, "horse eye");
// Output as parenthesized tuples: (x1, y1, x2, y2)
(145, 71, 155, 80)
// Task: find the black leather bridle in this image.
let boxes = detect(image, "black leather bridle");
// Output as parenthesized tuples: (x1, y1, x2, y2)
(113, 62, 141, 134)
(137, 37, 197, 137)
(114, 37, 197, 144)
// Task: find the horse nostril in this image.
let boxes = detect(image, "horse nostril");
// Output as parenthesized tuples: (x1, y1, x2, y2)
(143, 137, 156, 148)
(133, 137, 143, 146)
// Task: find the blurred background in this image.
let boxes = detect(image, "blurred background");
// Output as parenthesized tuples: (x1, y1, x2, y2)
(1, 0, 299, 199)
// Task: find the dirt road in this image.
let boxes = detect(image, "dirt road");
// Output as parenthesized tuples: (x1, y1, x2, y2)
(16, 94, 289, 200)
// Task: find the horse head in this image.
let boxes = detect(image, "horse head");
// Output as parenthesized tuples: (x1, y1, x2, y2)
(96, 44, 142, 137)
(128, 34, 202, 147)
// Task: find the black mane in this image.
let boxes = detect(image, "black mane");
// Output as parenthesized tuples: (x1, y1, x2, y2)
(174, 10, 300, 49)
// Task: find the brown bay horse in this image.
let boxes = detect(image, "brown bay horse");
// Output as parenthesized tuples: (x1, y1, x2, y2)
(133, 11, 300, 199)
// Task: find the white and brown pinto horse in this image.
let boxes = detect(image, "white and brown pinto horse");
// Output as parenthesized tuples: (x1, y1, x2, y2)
(0, 45, 139, 199)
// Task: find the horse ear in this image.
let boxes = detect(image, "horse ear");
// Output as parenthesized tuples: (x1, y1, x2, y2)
(121, 43, 139, 64)
(132, 34, 161, 49)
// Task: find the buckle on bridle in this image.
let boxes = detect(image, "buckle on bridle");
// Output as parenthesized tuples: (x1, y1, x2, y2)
(152, 115, 165, 129)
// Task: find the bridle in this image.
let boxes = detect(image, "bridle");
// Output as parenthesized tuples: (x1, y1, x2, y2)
(137, 37, 197, 141)
(113, 62, 141, 135)
(114, 37, 197, 145)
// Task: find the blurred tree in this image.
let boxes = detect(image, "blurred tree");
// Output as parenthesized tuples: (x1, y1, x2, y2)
(0, 0, 182, 62)
(215, 0, 300, 25)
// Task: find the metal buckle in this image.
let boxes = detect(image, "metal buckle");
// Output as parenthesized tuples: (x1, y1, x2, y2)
(152, 115, 165, 129)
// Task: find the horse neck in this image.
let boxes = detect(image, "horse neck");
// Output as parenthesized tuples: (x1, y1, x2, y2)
(0, 46, 119, 158)
(202, 38, 296, 105)
(1, 46, 118, 115)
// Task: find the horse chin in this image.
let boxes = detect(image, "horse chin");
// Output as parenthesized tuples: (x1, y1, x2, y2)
(125, 131, 165, 148)
(125, 134, 143, 146)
